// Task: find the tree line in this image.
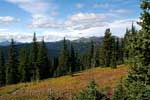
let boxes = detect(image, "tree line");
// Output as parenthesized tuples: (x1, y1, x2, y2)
(0, 27, 125, 86)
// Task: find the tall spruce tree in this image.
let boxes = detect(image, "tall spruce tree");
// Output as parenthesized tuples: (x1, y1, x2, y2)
(81, 52, 89, 70)
(57, 38, 70, 76)
(119, 38, 124, 64)
(100, 28, 112, 67)
(30, 33, 40, 81)
(53, 57, 59, 77)
(69, 44, 76, 75)
(124, 23, 137, 62)
(89, 41, 95, 68)
(112, 78, 127, 100)
(19, 47, 30, 82)
(124, 28, 130, 60)
(73, 80, 109, 100)
(6, 39, 19, 84)
(0, 49, 5, 86)
(37, 39, 50, 79)
(111, 37, 117, 68)
(95, 48, 100, 67)
(99, 43, 104, 66)
(116, 38, 120, 64)
(113, 0, 150, 99)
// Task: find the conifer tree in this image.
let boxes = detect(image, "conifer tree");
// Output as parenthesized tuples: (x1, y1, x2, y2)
(116, 38, 120, 64)
(124, 28, 130, 60)
(93, 48, 100, 67)
(112, 78, 127, 100)
(89, 41, 95, 68)
(53, 57, 59, 77)
(73, 80, 109, 100)
(111, 37, 117, 68)
(30, 33, 40, 81)
(69, 44, 78, 75)
(6, 39, 19, 84)
(99, 44, 104, 66)
(114, 0, 150, 99)
(124, 23, 137, 62)
(100, 28, 112, 67)
(57, 38, 70, 76)
(80, 53, 89, 70)
(19, 47, 29, 82)
(0, 49, 5, 86)
(119, 38, 124, 64)
(75, 52, 82, 71)
(37, 39, 50, 79)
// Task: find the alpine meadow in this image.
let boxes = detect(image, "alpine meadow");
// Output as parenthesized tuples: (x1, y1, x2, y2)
(0, 0, 150, 100)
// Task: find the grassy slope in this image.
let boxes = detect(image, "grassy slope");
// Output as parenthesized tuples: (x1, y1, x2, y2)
(0, 65, 128, 100)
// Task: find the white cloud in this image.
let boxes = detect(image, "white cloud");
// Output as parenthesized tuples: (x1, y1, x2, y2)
(6, 0, 51, 15)
(6, 0, 59, 28)
(28, 12, 113, 30)
(93, 3, 110, 8)
(76, 3, 84, 9)
(0, 28, 8, 31)
(0, 18, 140, 42)
(29, 14, 62, 28)
(0, 16, 17, 23)
(6, 0, 58, 17)
(64, 13, 111, 30)
(110, 9, 131, 14)
(108, 19, 140, 37)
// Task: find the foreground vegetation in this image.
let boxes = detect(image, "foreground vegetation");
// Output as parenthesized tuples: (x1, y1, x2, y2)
(0, 65, 127, 100)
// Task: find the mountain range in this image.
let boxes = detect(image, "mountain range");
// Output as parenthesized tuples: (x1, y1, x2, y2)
(0, 36, 103, 46)
(0, 36, 103, 59)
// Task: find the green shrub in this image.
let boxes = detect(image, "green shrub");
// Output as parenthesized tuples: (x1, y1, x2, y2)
(73, 80, 109, 100)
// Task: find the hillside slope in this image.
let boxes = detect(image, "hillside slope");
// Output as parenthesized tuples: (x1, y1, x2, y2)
(0, 65, 128, 100)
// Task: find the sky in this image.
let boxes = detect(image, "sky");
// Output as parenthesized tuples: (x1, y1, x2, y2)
(0, 0, 141, 42)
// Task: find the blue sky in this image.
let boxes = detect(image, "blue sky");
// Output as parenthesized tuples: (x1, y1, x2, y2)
(0, 0, 141, 42)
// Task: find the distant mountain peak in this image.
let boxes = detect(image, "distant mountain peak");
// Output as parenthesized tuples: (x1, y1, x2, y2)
(0, 41, 21, 46)
(73, 36, 103, 43)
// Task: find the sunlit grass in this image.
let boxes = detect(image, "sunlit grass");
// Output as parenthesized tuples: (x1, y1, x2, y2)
(0, 65, 128, 100)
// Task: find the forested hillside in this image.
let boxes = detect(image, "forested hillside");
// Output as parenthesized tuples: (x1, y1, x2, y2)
(0, 65, 128, 100)
(0, 37, 103, 58)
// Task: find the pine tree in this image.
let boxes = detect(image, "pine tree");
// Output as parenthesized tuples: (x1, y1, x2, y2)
(69, 44, 76, 76)
(124, 23, 137, 62)
(100, 28, 112, 67)
(6, 39, 19, 84)
(75, 52, 82, 71)
(30, 33, 40, 81)
(124, 28, 130, 60)
(57, 38, 70, 76)
(99, 43, 104, 66)
(89, 41, 95, 68)
(53, 57, 59, 77)
(114, 1, 150, 99)
(19, 47, 30, 82)
(112, 78, 127, 100)
(73, 80, 109, 100)
(93, 48, 100, 67)
(116, 38, 120, 64)
(0, 49, 5, 86)
(37, 39, 50, 79)
(119, 38, 124, 64)
(111, 37, 117, 68)
(80, 53, 89, 70)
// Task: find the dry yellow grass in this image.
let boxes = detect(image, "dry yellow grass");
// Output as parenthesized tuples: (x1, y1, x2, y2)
(0, 65, 128, 100)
